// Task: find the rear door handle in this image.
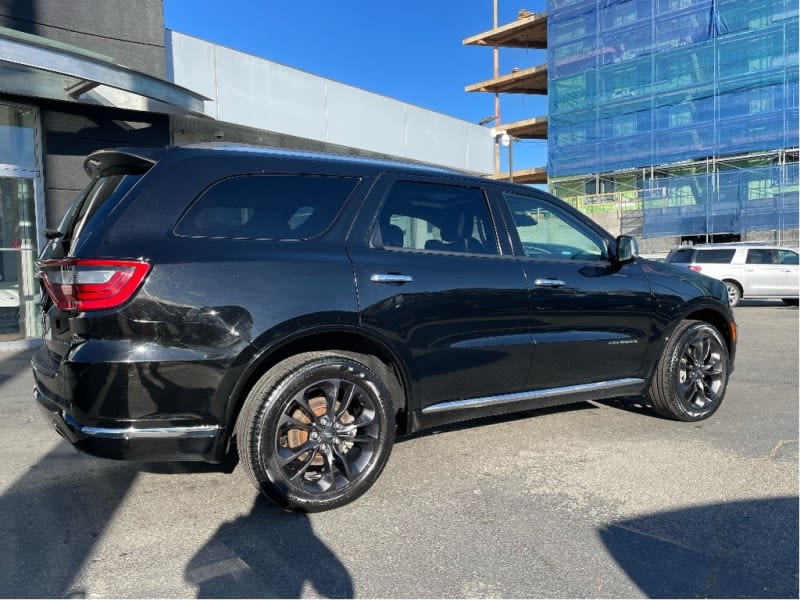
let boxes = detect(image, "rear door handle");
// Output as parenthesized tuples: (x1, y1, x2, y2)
(534, 278, 566, 288)
(370, 273, 413, 285)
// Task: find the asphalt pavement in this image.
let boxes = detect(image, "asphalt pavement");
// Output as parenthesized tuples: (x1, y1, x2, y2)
(0, 301, 797, 598)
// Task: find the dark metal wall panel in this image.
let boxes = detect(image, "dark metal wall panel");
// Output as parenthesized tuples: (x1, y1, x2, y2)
(39, 101, 168, 227)
(0, 0, 166, 77)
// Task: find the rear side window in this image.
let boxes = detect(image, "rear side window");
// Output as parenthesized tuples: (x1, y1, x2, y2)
(175, 175, 359, 240)
(694, 249, 736, 263)
(667, 248, 694, 263)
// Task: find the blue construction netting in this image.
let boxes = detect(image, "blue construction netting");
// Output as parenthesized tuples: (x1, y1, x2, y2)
(547, 0, 799, 178)
(641, 161, 799, 237)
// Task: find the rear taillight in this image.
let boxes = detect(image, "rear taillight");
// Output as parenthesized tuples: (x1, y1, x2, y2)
(688, 265, 702, 272)
(39, 259, 150, 311)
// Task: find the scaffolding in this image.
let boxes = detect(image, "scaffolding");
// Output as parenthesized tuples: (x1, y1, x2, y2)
(548, 0, 799, 241)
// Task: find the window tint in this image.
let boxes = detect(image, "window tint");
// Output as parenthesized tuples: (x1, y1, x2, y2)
(62, 174, 143, 244)
(373, 181, 499, 255)
(175, 175, 358, 240)
(694, 249, 736, 263)
(504, 193, 607, 261)
(745, 249, 777, 264)
(667, 248, 694, 263)
(778, 249, 799, 265)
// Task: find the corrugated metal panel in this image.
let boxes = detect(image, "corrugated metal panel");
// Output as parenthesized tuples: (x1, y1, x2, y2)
(166, 31, 494, 174)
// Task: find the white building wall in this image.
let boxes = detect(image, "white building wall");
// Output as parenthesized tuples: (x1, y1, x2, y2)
(165, 30, 493, 174)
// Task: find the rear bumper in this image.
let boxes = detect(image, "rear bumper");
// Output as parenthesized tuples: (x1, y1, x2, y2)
(33, 385, 221, 462)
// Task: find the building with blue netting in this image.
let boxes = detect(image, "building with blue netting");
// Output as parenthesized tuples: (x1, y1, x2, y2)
(466, 0, 799, 251)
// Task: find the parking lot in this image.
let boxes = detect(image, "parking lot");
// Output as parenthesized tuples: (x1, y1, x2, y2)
(1, 302, 797, 598)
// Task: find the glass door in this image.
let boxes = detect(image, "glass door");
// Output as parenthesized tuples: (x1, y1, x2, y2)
(0, 103, 43, 340)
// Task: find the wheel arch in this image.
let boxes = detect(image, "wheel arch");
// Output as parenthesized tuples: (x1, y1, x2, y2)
(684, 307, 736, 356)
(722, 278, 743, 294)
(222, 329, 412, 452)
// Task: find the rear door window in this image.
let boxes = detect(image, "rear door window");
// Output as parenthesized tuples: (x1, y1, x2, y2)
(745, 249, 778, 264)
(372, 180, 499, 255)
(175, 174, 359, 240)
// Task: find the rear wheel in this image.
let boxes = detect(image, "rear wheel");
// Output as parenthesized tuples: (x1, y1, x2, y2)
(236, 352, 395, 512)
(724, 280, 741, 307)
(648, 320, 729, 421)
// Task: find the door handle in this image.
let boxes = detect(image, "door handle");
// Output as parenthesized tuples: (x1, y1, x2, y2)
(534, 278, 566, 288)
(370, 273, 413, 285)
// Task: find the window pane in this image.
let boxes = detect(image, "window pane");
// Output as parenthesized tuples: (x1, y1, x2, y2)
(667, 248, 694, 263)
(745, 249, 777, 264)
(504, 193, 607, 260)
(374, 181, 499, 255)
(176, 175, 358, 240)
(695, 249, 736, 263)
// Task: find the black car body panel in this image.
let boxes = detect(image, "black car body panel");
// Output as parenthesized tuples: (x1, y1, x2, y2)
(32, 144, 736, 468)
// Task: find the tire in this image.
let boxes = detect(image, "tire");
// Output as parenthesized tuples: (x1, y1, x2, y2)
(781, 298, 799, 306)
(647, 320, 730, 421)
(235, 352, 395, 512)
(724, 281, 741, 307)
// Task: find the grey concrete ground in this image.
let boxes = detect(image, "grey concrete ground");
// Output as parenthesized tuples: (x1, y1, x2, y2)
(0, 302, 797, 598)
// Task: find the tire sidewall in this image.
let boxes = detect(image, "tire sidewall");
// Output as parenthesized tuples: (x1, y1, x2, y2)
(667, 322, 729, 421)
(251, 355, 394, 511)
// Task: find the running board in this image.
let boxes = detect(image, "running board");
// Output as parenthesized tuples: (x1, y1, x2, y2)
(421, 378, 645, 415)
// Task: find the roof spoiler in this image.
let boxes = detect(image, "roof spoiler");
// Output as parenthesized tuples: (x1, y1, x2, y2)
(83, 147, 167, 178)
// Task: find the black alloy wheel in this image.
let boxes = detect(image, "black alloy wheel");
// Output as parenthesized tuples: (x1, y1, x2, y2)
(236, 352, 395, 512)
(648, 320, 729, 421)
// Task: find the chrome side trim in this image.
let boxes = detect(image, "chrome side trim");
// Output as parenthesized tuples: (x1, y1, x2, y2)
(421, 378, 644, 415)
(63, 414, 219, 439)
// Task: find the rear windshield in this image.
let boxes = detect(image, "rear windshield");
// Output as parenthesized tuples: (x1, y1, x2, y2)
(58, 173, 143, 246)
(174, 174, 359, 240)
(667, 248, 694, 263)
(694, 249, 736, 263)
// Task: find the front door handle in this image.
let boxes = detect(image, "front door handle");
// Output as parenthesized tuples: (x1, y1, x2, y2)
(534, 278, 566, 288)
(370, 273, 413, 285)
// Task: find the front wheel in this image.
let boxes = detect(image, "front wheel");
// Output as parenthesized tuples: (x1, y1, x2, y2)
(648, 320, 730, 421)
(236, 352, 395, 512)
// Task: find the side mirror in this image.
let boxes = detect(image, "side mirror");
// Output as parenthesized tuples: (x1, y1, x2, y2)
(614, 235, 638, 265)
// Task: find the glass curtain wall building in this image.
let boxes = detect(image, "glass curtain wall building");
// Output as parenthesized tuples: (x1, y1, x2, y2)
(547, 0, 799, 246)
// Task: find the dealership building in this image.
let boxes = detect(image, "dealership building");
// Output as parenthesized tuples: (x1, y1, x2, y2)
(0, 1, 494, 343)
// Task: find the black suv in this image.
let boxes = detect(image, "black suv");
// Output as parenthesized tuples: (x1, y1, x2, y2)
(32, 145, 737, 511)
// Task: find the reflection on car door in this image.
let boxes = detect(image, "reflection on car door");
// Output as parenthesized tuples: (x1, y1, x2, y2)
(500, 192, 653, 390)
(347, 176, 533, 412)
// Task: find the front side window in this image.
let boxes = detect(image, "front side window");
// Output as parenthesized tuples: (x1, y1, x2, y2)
(175, 175, 359, 240)
(504, 193, 607, 261)
(778, 249, 799, 265)
(372, 181, 499, 255)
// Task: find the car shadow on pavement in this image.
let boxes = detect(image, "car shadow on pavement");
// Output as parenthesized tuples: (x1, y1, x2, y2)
(599, 496, 799, 598)
(185, 495, 353, 598)
(0, 446, 139, 598)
